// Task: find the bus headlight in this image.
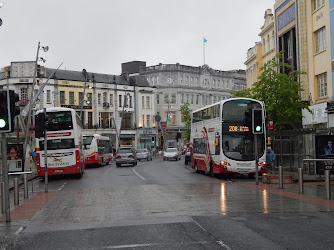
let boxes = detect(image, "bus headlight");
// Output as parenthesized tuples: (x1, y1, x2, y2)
(220, 161, 231, 169)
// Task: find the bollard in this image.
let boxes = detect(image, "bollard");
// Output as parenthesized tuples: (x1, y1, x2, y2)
(325, 169, 331, 200)
(14, 178, 19, 205)
(1, 182, 4, 213)
(279, 166, 283, 189)
(298, 167, 303, 194)
(24, 174, 28, 199)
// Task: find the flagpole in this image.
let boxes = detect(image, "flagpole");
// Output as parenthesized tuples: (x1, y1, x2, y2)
(203, 38, 205, 65)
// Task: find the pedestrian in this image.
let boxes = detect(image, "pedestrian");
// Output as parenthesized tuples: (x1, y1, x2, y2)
(323, 140, 333, 155)
(266, 147, 276, 174)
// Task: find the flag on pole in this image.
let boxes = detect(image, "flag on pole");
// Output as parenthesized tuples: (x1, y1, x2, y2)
(203, 37, 207, 43)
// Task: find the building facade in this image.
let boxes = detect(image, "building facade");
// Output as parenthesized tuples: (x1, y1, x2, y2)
(137, 62, 247, 148)
(245, 43, 263, 88)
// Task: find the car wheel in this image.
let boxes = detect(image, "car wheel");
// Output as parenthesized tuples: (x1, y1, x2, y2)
(138, 159, 141, 161)
(116, 163, 121, 167)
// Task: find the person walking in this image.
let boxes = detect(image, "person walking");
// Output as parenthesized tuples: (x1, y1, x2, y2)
(266, 147, 276, 174)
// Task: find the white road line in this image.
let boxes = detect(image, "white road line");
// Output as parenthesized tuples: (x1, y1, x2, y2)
(133, 167, 146, 180)
(14, 227, 24, 236)
(58, 182, 67, 191)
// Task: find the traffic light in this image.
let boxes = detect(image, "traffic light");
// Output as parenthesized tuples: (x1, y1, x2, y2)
(152, 136, 155, 142)
(35, 112, 46, 138)
(9, 90, 20, 132)
(252, 109, 264, 134)
(0, 90, 10, 132)
(244, 109, 252, 131)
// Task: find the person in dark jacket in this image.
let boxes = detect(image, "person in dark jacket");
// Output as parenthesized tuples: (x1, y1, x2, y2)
(266, 147, 276, 174)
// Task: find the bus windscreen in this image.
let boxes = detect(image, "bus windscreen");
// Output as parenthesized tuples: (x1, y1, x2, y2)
(46, 111, 73, 131)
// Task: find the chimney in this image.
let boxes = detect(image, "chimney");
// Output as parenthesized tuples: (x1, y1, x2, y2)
(122, 72, 130, 82)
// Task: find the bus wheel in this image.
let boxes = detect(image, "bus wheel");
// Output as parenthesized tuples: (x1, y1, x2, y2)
(248, 173, 255, 178)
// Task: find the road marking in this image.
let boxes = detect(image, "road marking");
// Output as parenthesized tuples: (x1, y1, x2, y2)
(133, 167, 146, 180)
(58, 182, 67, 191)
(106, 241, 213, 249)
(193, 220, 232, 250)
(14, 227, 24, 236)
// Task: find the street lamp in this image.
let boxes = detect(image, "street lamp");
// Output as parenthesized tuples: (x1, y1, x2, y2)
(79, 69, 92, 125)
(165, 101, 172, 149)
(23, 42, 48, 163)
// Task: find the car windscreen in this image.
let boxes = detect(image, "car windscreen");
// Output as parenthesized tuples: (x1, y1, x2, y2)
(118, 148, 133, 154)
(166, 148, 177, 152)
(83, 136, 93, 145)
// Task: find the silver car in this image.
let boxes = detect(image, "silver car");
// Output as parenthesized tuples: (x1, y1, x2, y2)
(115, 147, 137, 167)
(163, 147, 181, 161)
(137, 148, 153, 161)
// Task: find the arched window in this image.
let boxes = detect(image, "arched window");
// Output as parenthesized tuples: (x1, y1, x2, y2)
(267, 34, 270, 51)
(263, 38, 266, 54)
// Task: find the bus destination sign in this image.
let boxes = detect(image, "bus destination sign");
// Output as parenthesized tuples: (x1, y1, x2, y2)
(228, 125, 249, 132)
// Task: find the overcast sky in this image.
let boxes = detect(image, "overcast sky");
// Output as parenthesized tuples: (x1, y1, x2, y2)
(0, 0, 275, 75)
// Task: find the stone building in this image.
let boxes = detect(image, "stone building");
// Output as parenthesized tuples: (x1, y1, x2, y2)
(134, 62, 247, 148)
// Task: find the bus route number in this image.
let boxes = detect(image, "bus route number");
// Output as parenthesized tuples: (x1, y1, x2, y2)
(229, 126, 249, 132)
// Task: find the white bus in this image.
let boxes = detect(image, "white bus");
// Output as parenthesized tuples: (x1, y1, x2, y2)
(83, 134, 113, 167)
(35, 107, 85, 178)
(190, 98, 266, 177)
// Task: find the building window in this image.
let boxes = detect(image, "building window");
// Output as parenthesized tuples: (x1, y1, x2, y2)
(119, 95, 122, 108)
(142, 96, 145, 109)
(315, 27, 326, 53)
(46, 90, 51, 104)
(69, 92, 74, 105)
(109, 94, 113, 106)
(313, 0, 325, 11)
(171, 93, 176, 104)
(103, 92, 107, 103)
(317, 72, 327, 98)
(181, 94, 184, 103)
(20, 88, 28, 100)
(98, 93, 101, 105)
(263, 38, 266, 54)
(196, 95, 199, 105)
(191, 94, 194, 104)
(157, 94, 160, 105)
(88, 112, 93, 127)
(60, 91, 65, 105)
(147, 115, 150, 127)
(267, 34, 270, 51)
(272, 30, 275, 49)
(164, 93, 169, 103)
(146, 96, 150, 109)
(87, 93, 92, 106)
(79, 92, 84, 105)
(129, 96, 132, 108)
(142, 115, 145, 127)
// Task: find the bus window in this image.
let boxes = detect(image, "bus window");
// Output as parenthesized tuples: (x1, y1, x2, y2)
(40, 139, 75, 151)
(47, 111, 73, 131)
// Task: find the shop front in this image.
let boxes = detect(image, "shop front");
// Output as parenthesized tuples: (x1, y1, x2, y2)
(137, 128, 158, 151)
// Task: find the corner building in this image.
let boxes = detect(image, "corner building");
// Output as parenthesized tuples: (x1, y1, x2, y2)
(137, 62, 246, 148)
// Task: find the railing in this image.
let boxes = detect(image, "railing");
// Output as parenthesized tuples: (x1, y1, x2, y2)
(302, 159, 334, 175)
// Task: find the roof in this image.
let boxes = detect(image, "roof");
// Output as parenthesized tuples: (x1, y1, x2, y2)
(45, 68, 130, 85)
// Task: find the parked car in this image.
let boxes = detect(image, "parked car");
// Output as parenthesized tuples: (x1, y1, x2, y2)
(184, 148, 191, 165)
(115, 147, 137, 167)
(137, 148, 153, 161)
(163, 147, 181, 161)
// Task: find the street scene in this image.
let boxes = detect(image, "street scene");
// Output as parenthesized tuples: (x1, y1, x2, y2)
(2, 0, 334, 249)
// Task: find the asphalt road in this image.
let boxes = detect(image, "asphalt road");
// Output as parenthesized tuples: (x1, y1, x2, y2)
(3, 156, 334, 249)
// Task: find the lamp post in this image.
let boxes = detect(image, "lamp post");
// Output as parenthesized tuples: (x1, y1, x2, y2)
(23, 42, 48, 163)
(165, 101, 172, 150)
(79, 69, 92, 126)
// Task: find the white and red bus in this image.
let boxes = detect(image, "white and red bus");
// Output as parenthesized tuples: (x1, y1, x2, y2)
(83, 134, 113, 167)
(190, 98, 266, 177)
(35, 107, 85, 178)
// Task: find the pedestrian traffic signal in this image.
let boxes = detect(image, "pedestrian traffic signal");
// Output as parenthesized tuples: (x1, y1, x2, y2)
(244, 109, 252, 131)
(9, 90, 20, 132)
(0, 90, 11, 132)
(35, 112, 46, 138)
(252, 109, 264, 134)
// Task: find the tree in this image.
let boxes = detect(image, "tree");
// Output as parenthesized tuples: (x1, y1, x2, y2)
(179, 102, 191, 142)
(233, 52, 310, 130)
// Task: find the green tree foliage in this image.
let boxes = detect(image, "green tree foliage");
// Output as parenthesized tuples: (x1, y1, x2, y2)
(179, 102, 191, 141)
(233, 52, 310, 130)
